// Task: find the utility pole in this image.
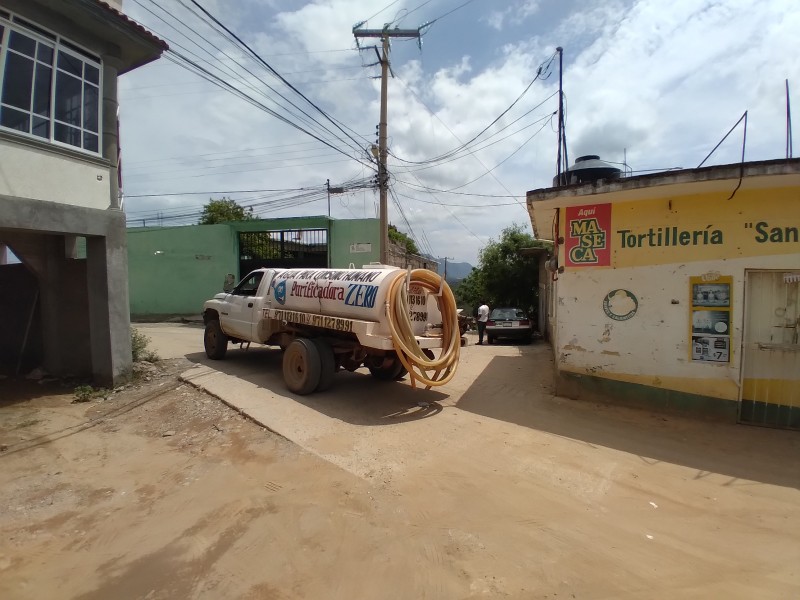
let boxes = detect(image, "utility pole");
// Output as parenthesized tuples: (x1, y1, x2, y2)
(353, 25, 422, 264)
(326, 179, 344, 218)
(442, 256, 454, 280)
(555, 47, 569, 186)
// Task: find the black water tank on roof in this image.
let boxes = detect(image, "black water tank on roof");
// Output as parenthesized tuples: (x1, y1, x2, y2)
(553, 154, 621, 186)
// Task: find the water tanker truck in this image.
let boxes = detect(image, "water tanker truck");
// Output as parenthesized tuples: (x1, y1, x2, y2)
(202, 264, 461, 395)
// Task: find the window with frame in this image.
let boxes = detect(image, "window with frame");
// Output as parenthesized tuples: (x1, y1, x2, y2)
(0, 14, 101, 154)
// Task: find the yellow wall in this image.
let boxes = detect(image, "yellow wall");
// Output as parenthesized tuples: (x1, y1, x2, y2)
(560, 186, 800, 270)
(552, 184, 799, 401)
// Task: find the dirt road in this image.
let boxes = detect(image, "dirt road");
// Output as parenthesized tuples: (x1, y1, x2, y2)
(1, 326, 798, 599)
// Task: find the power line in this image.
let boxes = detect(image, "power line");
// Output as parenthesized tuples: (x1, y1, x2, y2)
(363, 0, 404, 25)
(138, 0, 370, 161)
(126, 150, 342, 177)
(389, 109, 556, 176)
(389, 186, 431, 256)
(173, 0, 369, 157)
(129, 1, 376, 179)
(389, 68, 557, 166)
(124, 187, 310, 199)
(183, 0, 372, 159)
(419, 0, 477, 28)
(435, 116, 552, 192)
(123, 140, 329, 167)
(394, 190, 521, 208)
(402, 172, 484, 244)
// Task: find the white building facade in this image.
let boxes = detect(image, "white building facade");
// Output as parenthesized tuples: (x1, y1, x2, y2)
(0, 0, 165, 385)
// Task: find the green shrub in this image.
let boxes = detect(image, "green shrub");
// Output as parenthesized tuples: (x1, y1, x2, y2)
(73, 385, 110, 403)
(131, 327, 159, 362)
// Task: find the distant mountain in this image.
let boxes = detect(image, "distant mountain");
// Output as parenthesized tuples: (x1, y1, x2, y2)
(442, 261, 474, 281)
(420, 255, 475, 282)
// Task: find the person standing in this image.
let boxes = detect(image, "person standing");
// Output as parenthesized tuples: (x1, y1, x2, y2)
(476, 300, 489, 345)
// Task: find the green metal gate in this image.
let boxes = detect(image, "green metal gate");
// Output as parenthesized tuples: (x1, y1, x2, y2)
(238, 229, 328, 276)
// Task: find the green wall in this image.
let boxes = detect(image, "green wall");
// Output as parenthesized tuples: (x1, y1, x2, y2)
(128, 224, 237, 318)
(330, 218, 381, 267)
(127, 217, 381, 317)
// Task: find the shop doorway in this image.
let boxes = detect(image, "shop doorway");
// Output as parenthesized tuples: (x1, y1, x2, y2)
(740, 270, 800, 429)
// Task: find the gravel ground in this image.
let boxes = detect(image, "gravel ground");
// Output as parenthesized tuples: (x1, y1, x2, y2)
(1, 337, 798, 599)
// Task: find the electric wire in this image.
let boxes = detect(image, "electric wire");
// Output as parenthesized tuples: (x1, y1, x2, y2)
(394, 190, 521, 207)
(126, 177, 376, 224)
(126, 150, 343, 178)
(389, 70, 557, 166)
(123, 140, 331, 168)
(184, 0, 372, 159)
(389, 109, 556, 175)
(432, 116, 552, 192)
(173, 0, 369, 157)
(418, 0, 477, 29)
(363, 0, 403, 24)
(136, 0, 370, 163)
(403, 172, 484, 244)
(388, 186, 432, 257)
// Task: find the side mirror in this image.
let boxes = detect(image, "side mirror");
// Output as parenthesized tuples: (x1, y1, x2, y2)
(222, 273, 235, 293)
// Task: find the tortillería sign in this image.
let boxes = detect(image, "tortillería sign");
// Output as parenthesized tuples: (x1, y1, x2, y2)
(561, 189, 799, 269)
(617, 226, 723, 248)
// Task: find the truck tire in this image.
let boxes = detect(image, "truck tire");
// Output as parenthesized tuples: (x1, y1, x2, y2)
(312, 339, 336, 392)
(283, 338, 322, 395)
(369, 357, 403, 381)
(204, 320, 228, 360)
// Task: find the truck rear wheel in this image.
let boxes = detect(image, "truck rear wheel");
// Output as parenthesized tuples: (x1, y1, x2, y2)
(283, 338, 322, 395)
(369, 356, 404, 381)
(312, 339, 336, 392)
(204, 320, 228, 360)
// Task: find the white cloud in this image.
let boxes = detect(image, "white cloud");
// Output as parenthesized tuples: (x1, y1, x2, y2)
(485, 0, 541, 31)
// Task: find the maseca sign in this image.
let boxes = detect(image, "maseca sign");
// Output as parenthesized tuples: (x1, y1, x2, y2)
(561, 187, 799, 269)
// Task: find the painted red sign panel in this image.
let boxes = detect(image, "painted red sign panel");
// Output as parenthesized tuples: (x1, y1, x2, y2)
(564, 203, 612, 267)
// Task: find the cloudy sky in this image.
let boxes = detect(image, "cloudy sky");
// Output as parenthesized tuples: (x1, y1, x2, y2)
(119, 0, 799, 264)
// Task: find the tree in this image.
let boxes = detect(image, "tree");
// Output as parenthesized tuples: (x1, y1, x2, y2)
(388, 224, 419, 255)
(454, 224, 552, 316)
(198, 197, 254, 225)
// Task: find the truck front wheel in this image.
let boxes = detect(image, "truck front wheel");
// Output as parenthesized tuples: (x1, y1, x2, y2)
(204, 320, 228, 360)
(283, 338, 322, 395)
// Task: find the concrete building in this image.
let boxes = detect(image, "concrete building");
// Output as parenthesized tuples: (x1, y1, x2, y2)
(527, 159, 800, 429)
(0, 0, 166, 385)
(127, 216, 438, 318)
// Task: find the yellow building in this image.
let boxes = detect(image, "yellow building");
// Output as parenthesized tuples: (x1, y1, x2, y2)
(527, 158, 800, 428)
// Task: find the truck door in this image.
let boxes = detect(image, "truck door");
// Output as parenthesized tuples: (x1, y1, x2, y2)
(224, 271, 265, 340)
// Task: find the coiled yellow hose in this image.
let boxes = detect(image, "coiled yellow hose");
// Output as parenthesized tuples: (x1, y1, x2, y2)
(385, 269, 461, 389)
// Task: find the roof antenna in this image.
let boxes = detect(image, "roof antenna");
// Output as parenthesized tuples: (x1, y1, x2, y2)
(787, 79, 794, 159)
(697, 110, 747, 168)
